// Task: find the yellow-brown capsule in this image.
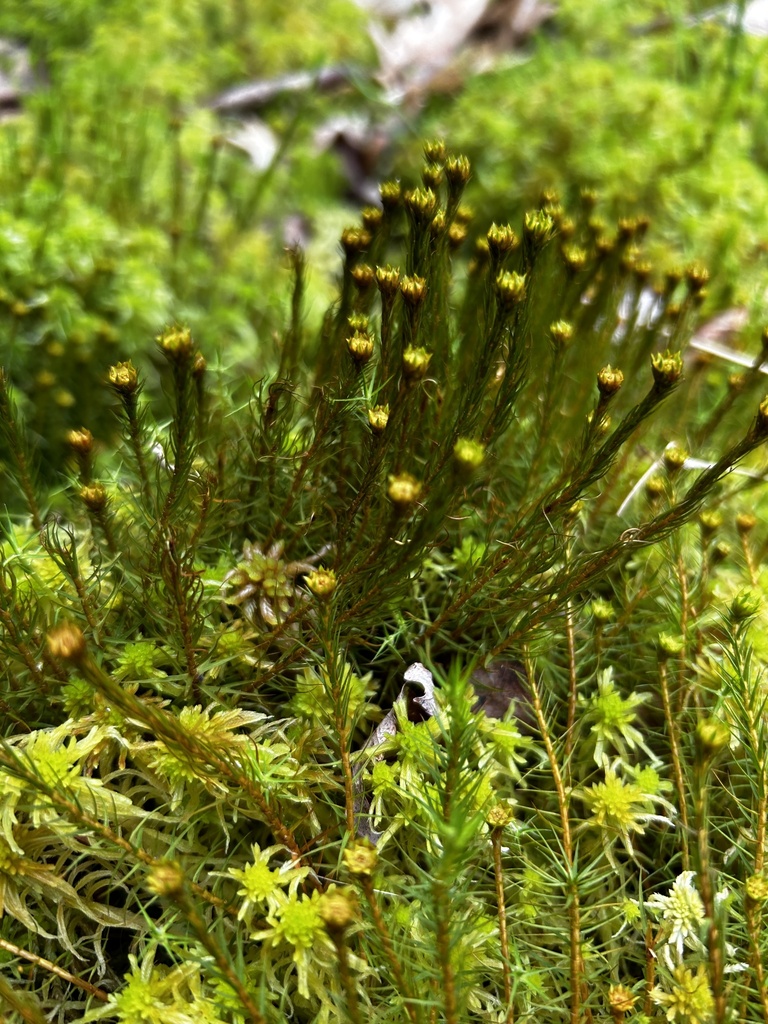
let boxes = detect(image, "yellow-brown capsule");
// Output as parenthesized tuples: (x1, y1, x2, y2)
(158, 326, 194, 366)
(539, 186, 560, 207)
(523, 210, 555, 247)
(550, 321, 574, 348)
(429, 210, 446, 238)
(686, 262, 710, 292)
(746, 874, 768, 904)
(595, 235, 615, 257)
(387, 472, 422, 512)
(562, 245, 588, 273)
(146, 860, 186, 899)
(580, 186, 599, 209)
(306, 568, 337, 600)
(495, 271, 527, 309)
(402, 346, 432, 381)
(404, 187, 438, 226)
(608, 984, 636, 1015)
(698, 510, 722, 539)
(361, 206, 383, 232)
(444, 154, 471, 189)
(651, 350, 683, 390)
(368, 405, 390, 435)
(351, 263, 375, 291)
(376, 265, 401, 297)
(422, 162, 443, 190)
(54, 389, 75, 409)
(80, 483, 108, 512)
(754, 395, 768, 439)
(192, 352, 207, 380)
(736, 512, 757, 535)
(695, 717, 730, 757)
(108, 360, 140, 396)
(347, 330, 374, 367)
(455, 204, 474, 225)
(400, 275, 427, 308)
(596, 365, 624, 398)
(319, 890, 357, 934)
(663, 444, 688, 474)
(348, 313, 370, 332)
(657, 632, 685, 659)
(645, 474, 665, 500)
(617, 217, 638, 240)
(343, 839, 378, 876)
(664, 266, 684, 293)
(67, 428, 94, 455)
(448, 223, 468, 249)
(591, 599, 615, 624)
(453, 438, 485, 473)
(379, 180, 401, 210)
(486, 803, 515, 828)
(710, 540, 731, 566)
(423, 139, 446, 164)
(487, 223, 519, 259)
(341, 227, 371, 257)
(48, 623, 87, 663)
(730, 588, 761, 623)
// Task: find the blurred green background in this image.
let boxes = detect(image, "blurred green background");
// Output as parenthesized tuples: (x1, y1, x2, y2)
(1, 0, 768, 447)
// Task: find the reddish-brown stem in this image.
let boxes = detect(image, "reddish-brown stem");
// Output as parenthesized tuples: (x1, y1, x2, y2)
(524, 650, 583, 1024)
(492, 828, 514, 1021)
(658, 659, 690, 870)
(360, 876, 421, 1024)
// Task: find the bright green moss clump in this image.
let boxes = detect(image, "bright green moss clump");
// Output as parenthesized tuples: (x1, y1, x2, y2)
(3, 140, 768, 1023)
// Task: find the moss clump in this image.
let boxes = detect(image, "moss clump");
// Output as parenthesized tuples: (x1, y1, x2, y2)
(2, 142, 768, 1023)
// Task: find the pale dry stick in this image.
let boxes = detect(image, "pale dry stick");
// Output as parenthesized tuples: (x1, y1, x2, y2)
(523, 648, 588, 1024)
(0, 937, 109, 1003)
